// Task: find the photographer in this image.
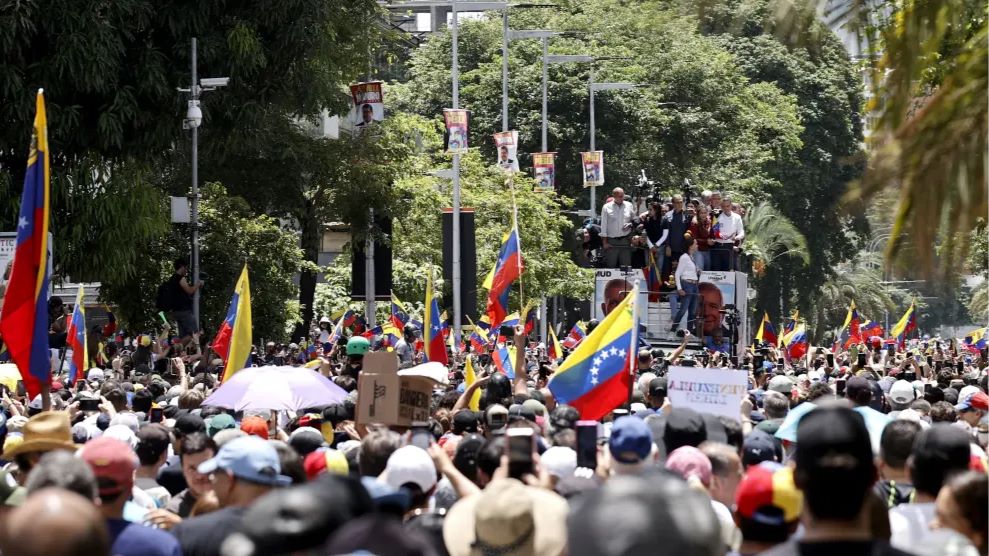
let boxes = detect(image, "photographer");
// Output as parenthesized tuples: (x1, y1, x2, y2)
(576, 219, 603, 268)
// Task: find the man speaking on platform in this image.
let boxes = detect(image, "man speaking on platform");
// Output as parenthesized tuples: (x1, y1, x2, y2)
(599, 187, 636, 268)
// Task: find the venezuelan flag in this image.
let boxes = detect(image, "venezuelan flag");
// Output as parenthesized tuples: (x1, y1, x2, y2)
(890, 302, 917, 347)
(66, 287, 88, 385)
(0, 90, 52, 399)
(782, 324, 808, 360)
(860, 319, 883, 339)
(964, 327, 987, 353)
(521, 301, 537, 336)
(390, 293, 410, 330)
(424, 272, 449, 366)
(562, 322, 586, 349)
(492, 312, 521, 342)
(754, 312, 778, 346)
(493, 346, 516, 379)
(485, 227, 524, 327)
(548, 326, 563, 361)
(642, 249, 662, 302)
(548, 284, 637, 420)
(218, 266, 252, 382)
(466, 316, 489, 354)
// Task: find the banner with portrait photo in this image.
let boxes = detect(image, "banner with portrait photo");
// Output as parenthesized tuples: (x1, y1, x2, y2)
(444, 109, 470, 154)
(593, 268, 649, 321)
(581, 151, 604, 188)
(532, 152, 556, 193)
(350, 81, 384, 130)
(493, 131, 519, 173)
(695, 271, 748, 356)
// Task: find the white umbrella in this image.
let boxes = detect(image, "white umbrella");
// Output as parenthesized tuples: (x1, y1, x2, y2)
(203, 366, 348, 411)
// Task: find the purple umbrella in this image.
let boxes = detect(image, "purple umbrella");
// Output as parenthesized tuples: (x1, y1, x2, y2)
(203, 366, 348, 411)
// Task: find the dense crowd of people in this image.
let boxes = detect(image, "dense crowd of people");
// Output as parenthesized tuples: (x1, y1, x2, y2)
(0, 312, 986, 556)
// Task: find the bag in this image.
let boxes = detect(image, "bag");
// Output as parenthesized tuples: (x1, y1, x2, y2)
(155, 275, 183, 312)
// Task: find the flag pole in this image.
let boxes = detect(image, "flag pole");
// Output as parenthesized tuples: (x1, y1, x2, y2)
(508, 174, 524, 310)
(627, 280, 640, 409)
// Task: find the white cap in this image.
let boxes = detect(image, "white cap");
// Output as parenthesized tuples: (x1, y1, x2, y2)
(541, 446, 577, 479)
(382, 445, 437, 493)
(87, 368, 105, 382)
(103, 424, 138, 449)
(110, 413, 140, 433)
(959, 386, 981, 403)
(896, 408, 930, 429)
(889, 380, 917, 406)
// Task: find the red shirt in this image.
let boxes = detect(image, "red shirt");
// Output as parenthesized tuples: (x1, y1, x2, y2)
(689, 218, 711, 251)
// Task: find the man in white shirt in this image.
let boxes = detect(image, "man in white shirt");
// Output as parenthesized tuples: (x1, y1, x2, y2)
(711, 196, 744, 271)
(600, 187, 637, 268)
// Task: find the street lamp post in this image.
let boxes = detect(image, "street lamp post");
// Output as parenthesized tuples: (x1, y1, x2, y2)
(450, 1, 508, 345)
(179, 38, 228, 332)
(589, 81, 639, 216)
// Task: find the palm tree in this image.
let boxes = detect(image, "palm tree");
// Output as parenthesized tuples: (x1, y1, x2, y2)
(774, 0, 987, 275)
(807, 251, 907, 340)
(743, 202, 811, 278)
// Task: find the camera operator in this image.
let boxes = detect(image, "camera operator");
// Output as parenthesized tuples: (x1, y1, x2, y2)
(576, 218, 603, 267)
(599, 187, 637, 268)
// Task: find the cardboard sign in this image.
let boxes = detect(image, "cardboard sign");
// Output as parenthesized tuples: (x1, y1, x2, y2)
(666, 366, 748, 420)
(356, 352, 441, 427)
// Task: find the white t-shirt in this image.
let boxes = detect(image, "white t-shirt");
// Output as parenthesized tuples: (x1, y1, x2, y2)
(889, 502, 936, 551)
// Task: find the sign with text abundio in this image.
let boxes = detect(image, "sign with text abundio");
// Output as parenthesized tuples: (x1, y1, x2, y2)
(666, 366, 748, 420)
(356, 351, 438, 427)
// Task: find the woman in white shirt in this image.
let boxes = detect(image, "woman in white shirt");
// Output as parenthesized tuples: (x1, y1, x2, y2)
(670, 239, 699, 333)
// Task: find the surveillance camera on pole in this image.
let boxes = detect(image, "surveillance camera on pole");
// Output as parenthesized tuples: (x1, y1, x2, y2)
(199, 77, 230, 89)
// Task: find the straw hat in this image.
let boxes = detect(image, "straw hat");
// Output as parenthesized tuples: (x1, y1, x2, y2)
(3, 411, 76, 457)
(443, 478, 568, 556)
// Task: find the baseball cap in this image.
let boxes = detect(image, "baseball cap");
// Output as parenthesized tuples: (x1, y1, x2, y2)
(609, 416, 653, 464)
(289, 427, 325, 457)
(845, 375, 872, 401)
(87, 368, 105, 383)
(663, 407, 707, 454)
(541, 446, 577, 479)
(735, 462, 803, 526)
(664, 446, 712, 487)
(485, 404, 509, 433)
(888, 380, 917, 406)
(767, 375, 793, 395)
(508, 404, 536, 423)
(648, 377, 668, 397)
(206, 414, 236, 438)
(240, 415, 270, 439)
(742, 429, 781, 468)
(794, 407, 873, 481)
(79, 437, 139, 496)
(382, 445, 437, 493)
(958, 385, 981, 402)
(303, 448, 349, 480)
(197, 435, 291, 486)
(0, 469, 26, 507)
(451, 410, 479, 435)
(955, 391, 989, 412)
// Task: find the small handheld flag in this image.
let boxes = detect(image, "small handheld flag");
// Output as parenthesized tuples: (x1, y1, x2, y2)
(754, 312, 778, 346)
(66, 287, 88, 385)
(217, 265, 253, 382)
(464, 356, 481, 411)
(424, 272, 449, 366)
(890, 302, 917, 347)
(548, 326, 563, 361)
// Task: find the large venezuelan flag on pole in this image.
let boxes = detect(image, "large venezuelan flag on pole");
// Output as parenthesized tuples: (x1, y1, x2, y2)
(782, 324, 809, 360)
(66, 287, 88, 385)
(548, 283, 637, 420)
(890, 302, 917, 348)
(0, 90, 52, 399)
(217, 266, 252, 382)
(484, 226, 523, 328)
(424, 272, 449, 366)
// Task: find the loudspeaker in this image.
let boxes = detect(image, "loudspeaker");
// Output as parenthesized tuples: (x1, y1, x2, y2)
(351, 216, 392, 301)
(442, 208, 477, 321)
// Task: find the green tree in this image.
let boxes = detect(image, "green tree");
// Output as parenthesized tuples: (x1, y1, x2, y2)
(0, 0, 384, 285)
(100, 183, 303, 341)
(807, 252, 904, 341)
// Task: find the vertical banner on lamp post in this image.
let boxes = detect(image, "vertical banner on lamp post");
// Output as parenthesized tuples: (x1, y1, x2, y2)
(532, 152, 556, 193)
(493, 131, 519, 173)
(350, 81, 384, 129)
(444, 109, 470, 154)
(581, 151, 604, 188)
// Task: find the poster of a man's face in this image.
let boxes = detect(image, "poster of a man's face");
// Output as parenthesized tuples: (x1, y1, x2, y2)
(602, 278, 632, 316)
(593, 269, 649, 320)
(699, 282, 724, 336)
(360, 103, 374, 124)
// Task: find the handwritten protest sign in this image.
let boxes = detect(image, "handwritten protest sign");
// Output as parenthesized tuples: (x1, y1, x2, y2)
(666, 366, 748, 420)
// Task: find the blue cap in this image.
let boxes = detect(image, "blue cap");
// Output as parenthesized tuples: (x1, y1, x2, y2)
(197, 436, 291, 487)
(609, 415, 654, 464)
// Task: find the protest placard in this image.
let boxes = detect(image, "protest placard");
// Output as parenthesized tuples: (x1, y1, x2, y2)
(666, 366, 748, 420)
(356, 352, 442, 427)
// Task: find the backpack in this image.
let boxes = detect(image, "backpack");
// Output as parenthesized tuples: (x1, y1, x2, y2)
(155, 275, 183, 312)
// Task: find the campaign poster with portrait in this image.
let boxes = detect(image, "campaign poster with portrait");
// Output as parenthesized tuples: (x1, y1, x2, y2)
(593, 268, 650, 321)
(493, 131, 519, 173)
(695, 271, 748, 355)
(350, 82, 384, 129)
(444, 109, 470, 154)
(532, 152, 556, 193)
(581, 151, 604, 187)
